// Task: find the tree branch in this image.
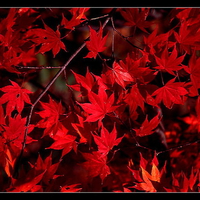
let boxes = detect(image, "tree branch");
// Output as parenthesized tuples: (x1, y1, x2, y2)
(110, 16, 144, 51)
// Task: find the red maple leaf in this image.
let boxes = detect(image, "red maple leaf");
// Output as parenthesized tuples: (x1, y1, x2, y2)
(30, 154, 60, 185)
(119, 52, 154, 84)
(124, 84, 145, 119)
(82, 151, 110, 182)
(8, 171, 45, 192)
(61, 14, 83, 30)
(184, 52, 200, 91)
(69, 8, 89, 19)
(174, 20, 200, 54)
(78, 87, 118, 122)
(46, 131, 77, 158)
(71, 114, 93, 144)
(0, 80, 32, 116)
(144, 26, 174, 54)
(3, 114, 34, 149)
(130, 153, 161, 192)
(154, 45, 185, 76)
(104, 61, 133, 89)
(151, 78, 188, 109)
(26, 22, 66, 57)
(133, 113, 161, 137)
(84, 24, 108, 59)
(69, 68, 95, 96)
(93, 124, 124, 155)
(61, 8, 89, 30)
(36, 96, 67, 137)
(120, 8, 150, 33)
(40, 22, 66, 57)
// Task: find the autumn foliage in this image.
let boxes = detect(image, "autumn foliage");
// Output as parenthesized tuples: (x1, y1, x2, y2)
(1, 7, 200, 192)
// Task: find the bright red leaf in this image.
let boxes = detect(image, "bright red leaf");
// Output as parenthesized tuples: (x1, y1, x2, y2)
(8, 171, 45, 192)
(120, 8, 150, 33)
(78, 87, 118, 122)
(46, 131, 77, 158)
(40, 22, 66, 57)
(26, 22, 66, 57)
(93, 124, 123, 155)
(84, 24, 108, 59)
(154, 45, 185, 76)
(133, 113, 161, 137)
(82, 151, 110, 182)
(3, 114, 35, 149)
(36, 96, 66, 137)
(0, 80, 32, 116)
(184, 52, 200, 91)
(61, 8, 89, 30)
(105, 61, 133, 89)
(124, 84, 145, 119)
(174, 20, 200, 54)
(151, 78, 188, 109)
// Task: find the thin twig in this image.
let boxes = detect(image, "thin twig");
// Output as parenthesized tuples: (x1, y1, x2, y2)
(156, 139, 200, 156)
(16, 65, 64, 69)
(110, 16, 144, 51)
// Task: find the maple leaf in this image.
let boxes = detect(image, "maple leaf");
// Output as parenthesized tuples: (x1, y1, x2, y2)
(144, 26, 174, 54)
(40, 22, 66, 57)
(124, 84, 145, 119)
(174, 20, 200, 54)
(78, 87, 118, 122)
(8, 171, 45, 192)
(0, 8, 17, 32)
(84, 24, 108, 59)
(30, 154, 60, 185)
(46, 131, 77, 158)
(119, 52, 154, 84)
(61, 14, 83, 30)
(12, 47, 37, 66)
(82, 151, 110, 182)
(71, 114, 93, 144)
(26, 22, 66, 57)
(69, 68, 95, 96)
(130, 153, 160, 192)
(184, 52, 200, 91)
(151, 78, 188, 109)
(133, 113, 161, 137)
(104, 61, 133, 89)
(69, 8, 89, 19)
(3, 114, 35, 149)
(120, 8, 150, 33)
(165, 169, 199, 192)
(36, 96, 66, 137)
(61, 8, 89, 30)
(0, 80, 32, 116)
(93, 124, 124, 155)
(154, 45, 185, 76)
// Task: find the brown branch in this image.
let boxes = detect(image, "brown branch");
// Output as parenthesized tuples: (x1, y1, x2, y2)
(16, 65, 64, 69)
(13, 11, 113, 178)
(110, 16, 144, 51)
